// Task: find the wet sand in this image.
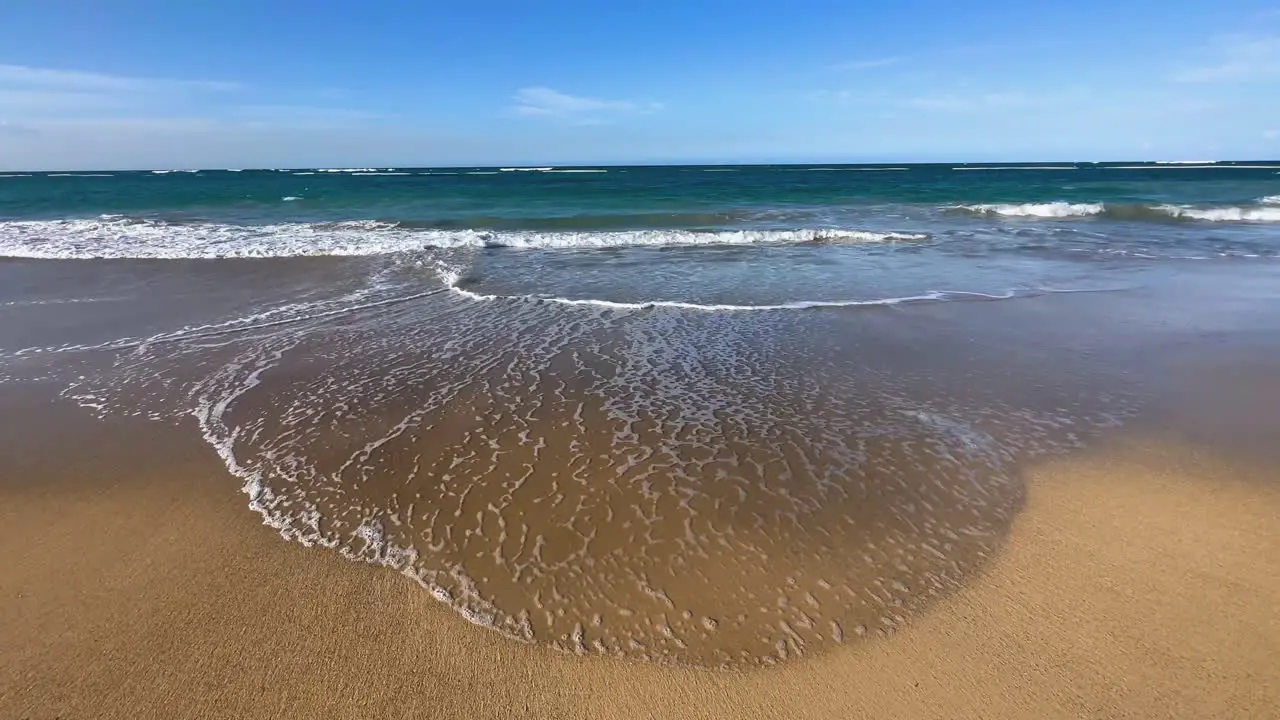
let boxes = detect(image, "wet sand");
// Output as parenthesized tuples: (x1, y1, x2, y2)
(4, 387, 1278, 719)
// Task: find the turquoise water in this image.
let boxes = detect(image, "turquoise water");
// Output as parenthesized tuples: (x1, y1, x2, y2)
(5, 160, 1278, 310)
(1, 163, 1279, 222)
(2, 162, 1279, 250)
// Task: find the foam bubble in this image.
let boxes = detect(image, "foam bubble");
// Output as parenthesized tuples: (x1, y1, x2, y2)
(17, 252, 1136, 668)
(0, 220, 929, 260)
(1106, 164, 1280, 169)
(958, 202, 1105, 218)
(1153, 205, 1280, 222)
(446, 272, 1015, 312)
(952, 166, 1077, 171)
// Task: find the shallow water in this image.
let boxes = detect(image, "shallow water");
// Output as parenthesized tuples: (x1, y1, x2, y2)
(2, 163, 1278, 666)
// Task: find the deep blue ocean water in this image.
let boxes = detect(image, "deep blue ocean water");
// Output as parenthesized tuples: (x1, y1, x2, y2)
(2, 162, 1278, 253)
(4, 161, 1276, 308)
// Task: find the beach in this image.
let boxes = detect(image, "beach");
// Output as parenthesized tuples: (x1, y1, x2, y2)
(3, 164, 1280, 717)
(3, 386, 1279, 719)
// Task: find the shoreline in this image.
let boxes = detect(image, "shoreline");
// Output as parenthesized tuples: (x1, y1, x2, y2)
(3, 393, 1278, 719)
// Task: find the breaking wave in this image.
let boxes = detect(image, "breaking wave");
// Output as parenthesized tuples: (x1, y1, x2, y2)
(958, 202, 1105, 218)
(439, 265, 1020, 312)
(957, 201, 1280, 222)
(0, 218, 928, 260)
(1151, 204, 1280, 222)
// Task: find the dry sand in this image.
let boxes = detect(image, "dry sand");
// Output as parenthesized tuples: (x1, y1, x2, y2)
(2, 394, 1279, 719)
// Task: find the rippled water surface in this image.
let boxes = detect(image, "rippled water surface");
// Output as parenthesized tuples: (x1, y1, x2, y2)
(2, 163, 1277, 666)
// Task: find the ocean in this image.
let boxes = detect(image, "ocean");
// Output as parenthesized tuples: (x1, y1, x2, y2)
(2, 162, 1279, 667)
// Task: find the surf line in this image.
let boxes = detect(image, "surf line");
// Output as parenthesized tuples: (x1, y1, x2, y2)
(13, 288, 452, 357)
(445, 280, 1021, 312)
(134, 288, 454, 348)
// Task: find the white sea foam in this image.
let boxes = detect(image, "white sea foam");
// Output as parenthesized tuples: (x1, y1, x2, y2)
(24, 234, 1136, 666)
(500, 167, 553, 172)
(461, 286, 1007, 312)
(0, 220, 928, 260)
(1, 296, 124, 307)
(436, 263, 1013, 312)
(282, 196, 302, 202)
(351, 172, 411, 176)
(959, 202, 1105, 218)
(49, 173, 114, 177)
(0, 174, 32, 178)
(293, 172, 316, 175)
(1153, 204, 1280, 222)
(545, 169, 607, 173)
(1106, 164, 1280, 170)
(960, 200, 1280, 222)
(952, 166, 1076, 171)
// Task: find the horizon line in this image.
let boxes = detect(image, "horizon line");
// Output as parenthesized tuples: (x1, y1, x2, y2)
(4, 158, 1280, 173)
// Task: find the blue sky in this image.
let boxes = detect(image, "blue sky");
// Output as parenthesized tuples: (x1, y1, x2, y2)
(2, 0, 1279, 169)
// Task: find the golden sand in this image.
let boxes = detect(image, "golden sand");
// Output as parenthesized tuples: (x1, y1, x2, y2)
(2, 397, 1278, 719)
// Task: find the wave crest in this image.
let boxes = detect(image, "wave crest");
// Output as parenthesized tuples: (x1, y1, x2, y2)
(435, 261, 1048, 312)
(958, 201, 1280, 222)
(1153, 204, 1280, 222)
(957, 203, 1106, 218)
(0, 219, 927, 260)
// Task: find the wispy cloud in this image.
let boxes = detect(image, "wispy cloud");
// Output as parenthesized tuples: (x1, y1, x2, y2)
(808, 89, 855, 103)
(831, 56, 901, 71)
(905, 89, 1092, 112)
(0, 64, 242, 124)
(511, 87, 661, 123)
(0, 120, 38, 136)
(0, 64, 240, 93)
(233, 104, 390, 124)
(909, 93, 1031, 111)
(0, 88, 117, 111)
(808, 87, 1080, 111)
(1174, 35, 1280, 82)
